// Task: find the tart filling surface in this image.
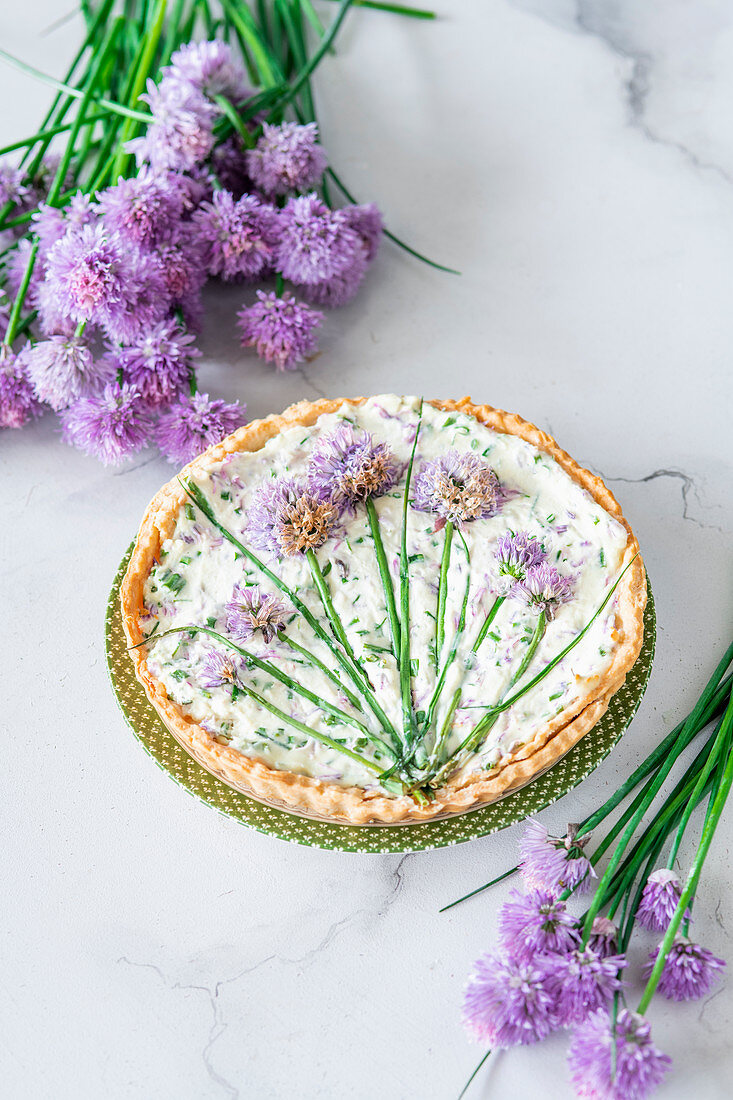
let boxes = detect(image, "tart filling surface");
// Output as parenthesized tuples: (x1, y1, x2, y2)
(121, 395, 646, 824)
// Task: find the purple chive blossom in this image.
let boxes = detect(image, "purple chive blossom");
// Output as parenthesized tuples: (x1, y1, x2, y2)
(193, 191, 280, 281)
(308, 422, 401, 508)
(515, 562, 575, 619)
(568, 1008, 671, 1100)
(0, 164, 28, 208)
(44, 223, 134, 332)
(275, 193, 362, 286)
(169, 40, 249, 100)
(237, 291, 322, 371)
(519, 821, 596, 895)
(60, 380, 153, 464)
(22, 337, 110, 411)
(494, 531, 547, 593)
(111, 321, 199, 408)
(246, 122, 327, 196)
(33, 192, 97, 255)
(156, 391, 247, 465)
(546, 946, 625, 1026)
(300, 245, 369, 308)
(498, 888, 580, 963)
(225, 583, 290, 644)
(340, 202, 382, 263)
(129, 76, 217, 173)
(0, 346, 43, 428)
(412, 451, 503, 529)
(588, 918, 620, 959)
(463, 951, 558, 1048)
(199, 648, 241, 690)
(644, 938, 725, 1002)
(96, 169, 184, 249)
(636, 870, 684, 932)
(212, 136, 254, 198)
(246, 476, 338, 557)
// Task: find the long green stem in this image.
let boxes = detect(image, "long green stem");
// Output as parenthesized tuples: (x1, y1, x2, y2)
(365, 496, 401, 662)
(638, 689, 733, 1012)
(398, 400, 423, 749)
(419, 533, 471, 764)
(240, 682, 399, 783)
(435, 519, 454, 665)
(457, 1048, 492, 1100)
(580, 676, 731, 942)
(0, 47, 151, 122)
(433, 610, 546, 784)
(111, 0, 168, 179)
(305, 548, 372, 685)
(277, 632, 364, 713)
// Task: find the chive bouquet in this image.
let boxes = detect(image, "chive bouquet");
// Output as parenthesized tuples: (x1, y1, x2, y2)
(138, 401, 636, 802)
(0, 0, 450, 463)
(447, 640, 733, 1100)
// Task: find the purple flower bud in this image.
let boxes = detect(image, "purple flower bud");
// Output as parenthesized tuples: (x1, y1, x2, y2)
(225, 583, 290, 643)
(463, 950, 559, 1048)
(246, 122, 327, 196)
(412, 450, 503, 528)
(645, 938, 725, 1002)
(636, 870, 684, 932)
(156, 391, 247, 465)
(60, 380, 153, 465)
(193, 191, 281, 281)
(0, 346, 43, 428)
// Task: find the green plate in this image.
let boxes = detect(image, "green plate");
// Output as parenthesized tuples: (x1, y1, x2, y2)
(106, 546, 655, 853)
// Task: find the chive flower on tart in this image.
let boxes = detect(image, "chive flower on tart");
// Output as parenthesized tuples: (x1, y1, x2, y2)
(121, 395, 646, 824)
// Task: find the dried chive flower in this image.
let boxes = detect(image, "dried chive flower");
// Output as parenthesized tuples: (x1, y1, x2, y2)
(308, 423, 401, 508)
(247, 476, 338, 557)
(494, 531, 546, 594)
(515, 562, 575, 619)
(412, 450, 502, 529)
(200, 648, 241, 690)
(226, 583, 289, 644)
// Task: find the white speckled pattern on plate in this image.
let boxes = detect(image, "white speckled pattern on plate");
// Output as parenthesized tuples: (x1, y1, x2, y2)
(107, 545, 655, 852)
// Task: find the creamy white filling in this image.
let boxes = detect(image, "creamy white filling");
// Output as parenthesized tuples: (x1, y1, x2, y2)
(142, 395, 628, 792)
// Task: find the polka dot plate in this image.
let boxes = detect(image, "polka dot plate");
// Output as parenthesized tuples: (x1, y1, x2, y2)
(106, 545, 656, 853)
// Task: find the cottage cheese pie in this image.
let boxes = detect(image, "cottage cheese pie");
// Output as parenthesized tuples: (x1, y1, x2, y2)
(121, 395, 646, 824)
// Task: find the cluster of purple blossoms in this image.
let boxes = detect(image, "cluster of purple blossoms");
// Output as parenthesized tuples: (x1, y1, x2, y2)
(225, 583, 290, 644)
(464, 886, 624, 1050)
(493, 532, 575, 618)
(307, 423, 401, 510)
(412, 451, 504, 530)
(1, 38, 382, 464)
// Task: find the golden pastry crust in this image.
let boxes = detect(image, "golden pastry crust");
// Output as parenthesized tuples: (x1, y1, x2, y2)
(121, 397, 646, 825)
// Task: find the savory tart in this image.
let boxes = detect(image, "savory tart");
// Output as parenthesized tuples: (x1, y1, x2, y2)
(121, 395, 646, 824)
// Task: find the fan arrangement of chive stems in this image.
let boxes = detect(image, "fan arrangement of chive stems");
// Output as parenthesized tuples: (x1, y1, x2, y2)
(0, 0, 450, 359)
(140, 402, 637, 802)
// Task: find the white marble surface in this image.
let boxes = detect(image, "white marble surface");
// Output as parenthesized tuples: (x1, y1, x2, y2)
(2, 2, 733, 1097)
